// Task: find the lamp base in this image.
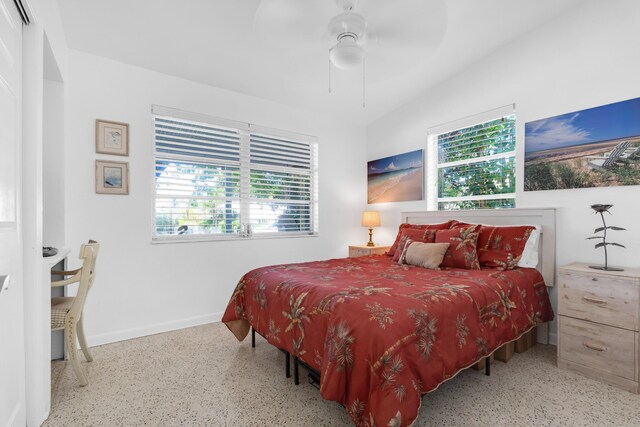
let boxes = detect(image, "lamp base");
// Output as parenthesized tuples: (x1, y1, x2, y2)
(367, 227, 375, 247)
(589, 265, 624, 271)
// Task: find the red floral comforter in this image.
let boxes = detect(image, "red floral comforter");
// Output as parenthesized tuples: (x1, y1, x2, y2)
(222, 255, 553, 426)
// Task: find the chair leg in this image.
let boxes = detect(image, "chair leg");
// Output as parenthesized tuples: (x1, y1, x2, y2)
(77, 316, 93, 362)
(66, 318, 88, 386)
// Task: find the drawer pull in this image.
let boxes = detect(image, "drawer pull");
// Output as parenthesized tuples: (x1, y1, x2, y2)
(591, 277, 598, 281)
(582, 296, 606, 305)
(583, 342, 607, 352)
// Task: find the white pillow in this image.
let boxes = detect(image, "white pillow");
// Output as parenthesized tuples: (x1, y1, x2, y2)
(517, 226, 540, 268)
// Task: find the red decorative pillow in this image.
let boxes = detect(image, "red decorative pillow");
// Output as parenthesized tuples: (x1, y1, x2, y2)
(391, 229, 437, 262)
(449, 220, 477, 230)
(435, 225, 481, 269)
(387, 221, 453, 257)
(477, 225, 535, 269)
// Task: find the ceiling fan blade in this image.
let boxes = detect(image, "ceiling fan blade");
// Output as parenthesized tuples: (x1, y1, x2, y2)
(372, 19, 447, 52)
(253, 0, 336, 46)
(358, 0, 448, 81)
(361, 0, 447, 48)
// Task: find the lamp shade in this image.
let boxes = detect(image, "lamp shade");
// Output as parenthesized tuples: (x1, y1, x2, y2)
(361, 211, 381, 228)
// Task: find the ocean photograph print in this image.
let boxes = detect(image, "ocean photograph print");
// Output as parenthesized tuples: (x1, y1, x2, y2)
(367, 149, 424, 203)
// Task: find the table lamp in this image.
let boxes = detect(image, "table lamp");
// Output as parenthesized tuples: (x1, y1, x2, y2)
(361, 211, 381, 247)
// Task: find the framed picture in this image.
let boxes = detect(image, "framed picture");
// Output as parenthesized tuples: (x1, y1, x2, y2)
(96, 160, 129, 195)
(367, 149, 424, 203)
(96, 119, 129, 156)
(525, 97, 640, 191)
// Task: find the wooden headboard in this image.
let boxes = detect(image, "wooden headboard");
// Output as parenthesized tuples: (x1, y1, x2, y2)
(401, 208, 557, 287)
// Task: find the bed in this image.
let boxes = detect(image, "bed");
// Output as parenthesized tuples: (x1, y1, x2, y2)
(222, 209, 556, 426)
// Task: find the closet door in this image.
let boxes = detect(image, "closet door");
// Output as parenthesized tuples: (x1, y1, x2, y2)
(0, 0, 24, 425)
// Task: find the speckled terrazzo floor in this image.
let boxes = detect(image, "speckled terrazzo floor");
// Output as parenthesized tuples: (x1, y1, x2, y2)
(45, 322, 639, 426)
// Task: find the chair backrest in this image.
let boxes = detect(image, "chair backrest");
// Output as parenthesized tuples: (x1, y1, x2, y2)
(602, 141, 630, 167)
(69, 240, 100, 320)
(85, 240, 100, 289)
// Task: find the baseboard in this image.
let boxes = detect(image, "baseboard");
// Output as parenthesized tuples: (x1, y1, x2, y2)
(87, 312, 224, 347)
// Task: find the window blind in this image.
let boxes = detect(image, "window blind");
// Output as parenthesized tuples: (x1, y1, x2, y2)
(433, 113, 516, 210)
(152, 106, 318, 240)
(249, 132, 314, 234)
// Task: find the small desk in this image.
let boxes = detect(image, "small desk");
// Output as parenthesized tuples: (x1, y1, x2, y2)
(44, 247, 71, 270)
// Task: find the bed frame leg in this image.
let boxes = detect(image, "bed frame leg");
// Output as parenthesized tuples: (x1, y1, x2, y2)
(293, 356, 300, 385)
(485, 356, 490, 376)
(286, 351, 291, 378)
(251, 327, 256, 348)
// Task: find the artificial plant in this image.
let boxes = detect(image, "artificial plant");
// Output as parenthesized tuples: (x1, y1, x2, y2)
(587, 204, 626, 271)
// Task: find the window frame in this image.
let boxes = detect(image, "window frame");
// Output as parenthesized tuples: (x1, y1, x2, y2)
(151, 105, 319, 243)
(426, 105, 517, 211)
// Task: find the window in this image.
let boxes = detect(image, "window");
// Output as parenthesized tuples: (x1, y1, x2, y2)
(152, 106, 318, 241)
(428, 109, 516, 210)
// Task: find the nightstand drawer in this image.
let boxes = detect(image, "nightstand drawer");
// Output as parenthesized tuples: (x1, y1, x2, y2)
(559, 316, 635, 380)
(558, 271, 639, 330)
(348, 245, 390, 257)
(349, 247, 371, 257)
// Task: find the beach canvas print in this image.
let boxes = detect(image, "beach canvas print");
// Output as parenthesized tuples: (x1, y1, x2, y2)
(525, 97, 640, 191)
(368, 149, 423, 203)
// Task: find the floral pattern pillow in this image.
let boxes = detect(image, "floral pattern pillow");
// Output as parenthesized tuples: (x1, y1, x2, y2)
(391, 229, 437, 262)
(477, 225, 535, 270)
(387, 221, 453, 257)
(435, 225, 481, 270)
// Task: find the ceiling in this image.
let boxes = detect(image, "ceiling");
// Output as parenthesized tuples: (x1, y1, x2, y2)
(57, 0, 587, 124)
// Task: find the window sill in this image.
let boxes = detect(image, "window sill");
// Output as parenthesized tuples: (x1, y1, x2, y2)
(151, 232, 319, 244)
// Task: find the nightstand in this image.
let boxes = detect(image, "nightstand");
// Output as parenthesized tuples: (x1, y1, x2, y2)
(348, 245, 390, 258)
(557, 263, 640, 393)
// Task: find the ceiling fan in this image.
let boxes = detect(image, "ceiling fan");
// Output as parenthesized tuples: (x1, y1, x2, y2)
(328, 0, 370, 70)
(254, 0, 448, 103)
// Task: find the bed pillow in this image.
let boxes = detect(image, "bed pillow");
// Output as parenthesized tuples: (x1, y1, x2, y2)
(399, 241, 450, 269)
(435, 225, 481, 269)
(386, 221, 453, 257)
(391, 229, 437, 262)
(448, 220, 476, 230)
(517, 226, 540, 268)
(477, 225, 536, 270)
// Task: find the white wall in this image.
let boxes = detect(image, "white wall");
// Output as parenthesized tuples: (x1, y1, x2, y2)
(366, 0, 640, 343)
(65, 50, 366, 346)
(43, 78, 65, 248)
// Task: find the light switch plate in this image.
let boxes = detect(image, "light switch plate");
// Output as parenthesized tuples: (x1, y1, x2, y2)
(0, 275, 10, 294)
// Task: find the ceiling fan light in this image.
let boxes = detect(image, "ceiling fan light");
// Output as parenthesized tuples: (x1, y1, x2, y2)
(330, 36, 364, 70)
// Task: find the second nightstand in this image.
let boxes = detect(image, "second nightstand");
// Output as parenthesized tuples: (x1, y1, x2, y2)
(557, 262, 640, 393)
(348, 245, 390, 258)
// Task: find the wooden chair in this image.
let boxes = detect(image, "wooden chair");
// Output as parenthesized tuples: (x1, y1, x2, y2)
(51, 240, 100, 386)
(587, 141, 631, 168)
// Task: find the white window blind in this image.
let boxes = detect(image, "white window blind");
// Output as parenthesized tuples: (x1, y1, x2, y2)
(152, 106, 318, 241)
(249, 132, 315, 233)
(428, 110, 516, 210)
